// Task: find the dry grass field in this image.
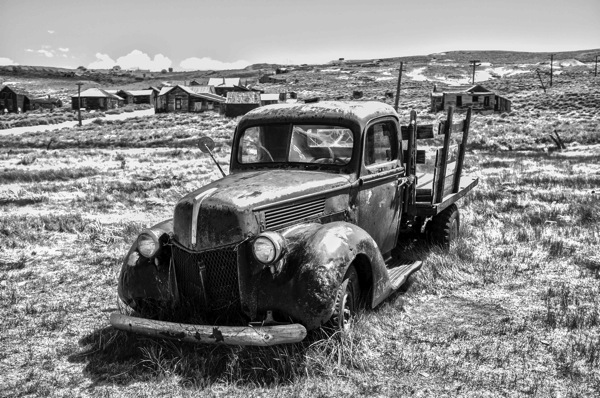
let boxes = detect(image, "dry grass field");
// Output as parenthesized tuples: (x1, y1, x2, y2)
(1, 59, 599, 397)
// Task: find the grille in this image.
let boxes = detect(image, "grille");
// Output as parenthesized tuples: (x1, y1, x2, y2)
(263, 198, 326, 230)
(171, 244, 240, 313)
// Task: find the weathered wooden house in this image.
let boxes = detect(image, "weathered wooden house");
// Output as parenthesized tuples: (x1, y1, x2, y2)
(71, 88, 124, 110)
(116, 89, 155, 105)
(259, 74, 287, 84)
(208, 77, 251, 96)
(224, 92, 261, 117)
(155, 85, 225, 113)
(430, 84, 511, 113)
(0, 85, 33, 112)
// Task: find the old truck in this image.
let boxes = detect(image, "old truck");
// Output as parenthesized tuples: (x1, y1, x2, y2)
(110, 101, 478, 345)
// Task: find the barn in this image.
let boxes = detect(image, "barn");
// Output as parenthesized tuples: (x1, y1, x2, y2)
(155, 85, 225, 113)
(71, 88, 124, 111)
(0, 86, 33, 113)
(116, 89, 155, 105)
(430, 84, 511, 113)
(224, 92, 260, 117)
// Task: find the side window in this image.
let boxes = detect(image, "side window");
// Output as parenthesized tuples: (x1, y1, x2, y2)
(365, 122, 397, 166)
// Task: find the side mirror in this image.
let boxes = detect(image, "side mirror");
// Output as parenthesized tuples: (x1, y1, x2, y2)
(198, 136, 215, 153)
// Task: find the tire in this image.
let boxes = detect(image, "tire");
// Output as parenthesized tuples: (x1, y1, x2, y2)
(427, 203, 460, 248)
(331, 265, 360, 332)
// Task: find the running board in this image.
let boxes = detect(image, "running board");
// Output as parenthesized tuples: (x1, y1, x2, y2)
(387, 260, 422, 290)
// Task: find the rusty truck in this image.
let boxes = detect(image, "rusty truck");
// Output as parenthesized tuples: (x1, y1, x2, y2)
(110, 101, 478, 345)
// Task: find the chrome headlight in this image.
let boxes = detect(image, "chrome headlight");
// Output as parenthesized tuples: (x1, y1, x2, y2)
(252, 231, 286, 265)
(137, 231, 160, 258)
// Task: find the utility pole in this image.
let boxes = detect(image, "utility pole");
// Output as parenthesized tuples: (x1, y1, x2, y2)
(76, 82, 83, 126)
(394, 62, 407, 112)
(469, 60, 481, 85)
(550, 54, 554, 87)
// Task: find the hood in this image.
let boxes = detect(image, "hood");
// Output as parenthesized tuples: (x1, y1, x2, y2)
(173, 170, 351, 250)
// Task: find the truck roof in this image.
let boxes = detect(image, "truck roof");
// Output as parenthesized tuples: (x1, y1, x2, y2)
(238, 101, 399, 130)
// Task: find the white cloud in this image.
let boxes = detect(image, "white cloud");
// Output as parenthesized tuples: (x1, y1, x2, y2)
(88, 53, 116, 69)
(87, 50, 173, 71)
(38, 49, 54, 58)
(179, 57, 250, 71)
(25, 48, 34, 53)
(48, 30, 55, 34)
(115, 50, 172, 71)
(59, 47, 69, 52)
(0, 57, 18, 66)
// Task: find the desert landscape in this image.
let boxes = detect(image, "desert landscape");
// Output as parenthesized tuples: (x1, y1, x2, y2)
(1, 49, 599, 397)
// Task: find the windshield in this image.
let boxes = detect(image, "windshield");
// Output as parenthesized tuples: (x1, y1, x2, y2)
(238, 124, 354, 166)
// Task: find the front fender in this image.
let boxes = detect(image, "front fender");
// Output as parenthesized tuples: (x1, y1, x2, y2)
(254, 221, 389, 330)
(117, 219, 174, 310)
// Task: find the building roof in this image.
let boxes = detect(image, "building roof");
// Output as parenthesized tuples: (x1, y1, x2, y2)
(226, 91, 260, 104)
(185, 85, 216, 94)
(72, 88, 123, 100)
(434, 84, 494, 94)
(0, 85, 33, 97)
(157, 85, 225, 103)
(119, 90, 153, 96)
(260, 93, 281, 101)
(208, 77, 242, 87)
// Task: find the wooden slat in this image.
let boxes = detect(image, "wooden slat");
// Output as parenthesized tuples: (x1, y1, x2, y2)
(434, 145, 458, 167)
(403, 149, 426, 164)
(437, 119, 465, 135)
(453, 107, 472, 193)
(401, 124, 435, 140)
(434, 107, 453, 203)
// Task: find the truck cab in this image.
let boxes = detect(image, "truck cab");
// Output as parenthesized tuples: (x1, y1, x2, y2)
(111, 101, 477, 345)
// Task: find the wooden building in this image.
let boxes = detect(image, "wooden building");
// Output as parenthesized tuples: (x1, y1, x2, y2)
(71, 88, 124, 111)
(0, 86, 33, 113)
(116, 89, 155, 105)
(224, 92, 260, 117)
(208, 77, 251, 96)
(155, 85, 225, 113)
(431, 84, 511, 113)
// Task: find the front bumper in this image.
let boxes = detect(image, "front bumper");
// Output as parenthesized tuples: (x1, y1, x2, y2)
(110, 313, 307, 346)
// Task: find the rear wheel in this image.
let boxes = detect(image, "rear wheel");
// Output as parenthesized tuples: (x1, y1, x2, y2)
(331, 266, 360, 332)
(427, 204, 460, 248)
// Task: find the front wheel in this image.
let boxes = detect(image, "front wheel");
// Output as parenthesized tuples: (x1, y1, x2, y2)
(427, 203, 460, 248)
(331, 266, 360, 332)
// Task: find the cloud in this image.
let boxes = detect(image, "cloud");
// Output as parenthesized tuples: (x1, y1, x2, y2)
(115, 50, 172, 71)
(180, 57, 250, 71)
(87, 50, 172, 71)
(59, 48, 69, 52)
(48, 30, 55, 34)
(25, 49, 34, 53)
(0, 57, 18, 66)
(38, 49, 54, 58)
(88, 53, 116, 69)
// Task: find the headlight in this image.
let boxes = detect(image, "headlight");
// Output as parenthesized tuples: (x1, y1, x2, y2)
(252, 231, 286, 265)
(137, 232, 159, 258)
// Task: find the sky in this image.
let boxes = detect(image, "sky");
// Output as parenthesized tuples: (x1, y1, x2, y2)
(1, 0, 599, 71)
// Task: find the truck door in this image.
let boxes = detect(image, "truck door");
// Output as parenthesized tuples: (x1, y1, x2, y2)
(356, 119, 403, 256)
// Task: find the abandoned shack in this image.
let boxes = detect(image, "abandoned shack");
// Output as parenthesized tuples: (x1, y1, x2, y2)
(224, 91, 261, 117)
(0, 85, 33, 112)
(208, 77, 251, 97)
(430, 84, 511, 113)
(116, 89, 155, 106)
(260, 93, 282, 106)
(71, 88, 124, 110)
(155, 85, 225, 113)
